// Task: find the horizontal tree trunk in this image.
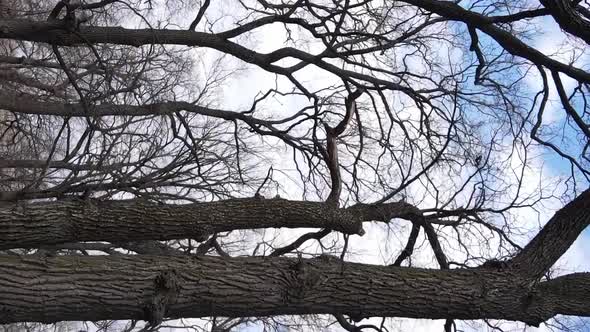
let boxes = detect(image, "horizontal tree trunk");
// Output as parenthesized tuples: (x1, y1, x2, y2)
(0, 198, 421, 249)
(0, 255, 586, 326)
(0, 198, 360, 249)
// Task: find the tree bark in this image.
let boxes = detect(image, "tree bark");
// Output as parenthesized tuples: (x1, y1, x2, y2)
(0, 198, 423, 249)
(0, 255, 587, 326)
(538, 273, 590, 318)
(509, 189, 590, 278)
(0, 91, 253, 119)
(0, 198, 358, 249)
(0, 19, 411, 94)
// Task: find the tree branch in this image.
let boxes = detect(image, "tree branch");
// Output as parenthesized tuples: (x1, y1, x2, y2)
(509, 189, 590, 278)
(325, 89, 363, 206)
(0, 198, 364, 249)
(0, 254, 582, 325)
(539, 0, 590, 44)
(0, 18, 423, 97)
(0, 91, 254, 119)
(269, 229, 331, 257)
(0, 194, 470, 251)
(538, 272, 590, 317)
(391, 223, 420, 266)
(188, 0, 210, 31)
(397, 0, 590, 84)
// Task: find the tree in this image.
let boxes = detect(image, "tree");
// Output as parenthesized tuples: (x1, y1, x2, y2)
(0, 0, 589, 331)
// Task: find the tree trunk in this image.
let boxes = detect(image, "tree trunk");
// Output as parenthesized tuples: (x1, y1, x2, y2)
(0, 198, 425, 249)
(0, 198, 360, 249)
(0, 255, 586, 326)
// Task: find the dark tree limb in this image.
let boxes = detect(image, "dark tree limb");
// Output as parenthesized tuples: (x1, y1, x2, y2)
(0, 198, 363, 249)
(421, 219, 449, 269)
(396, 0, 590, 84)
(537, 272, 590, 317)
(551, 70, 590, 138)
(391, 223, 420, 266)
(115, 241, 185, 256)
(0, 159, 134, 171)
(0, 91, 260, 119)
(324, 89, 363, 206)
(489, 8, 549, 23)
(188, 0, 211, 30)
(539, 0, 590, 45)
(0, 193, 483, 251)
(0, 254, 587, 325)
(0, 197, 443, 249)
(0, 19, 419, 96)
(509, 189, 590, 278)
(468, 26, 485, 85)
(334, 314, 382, 332)
(270, 229, 331, 257)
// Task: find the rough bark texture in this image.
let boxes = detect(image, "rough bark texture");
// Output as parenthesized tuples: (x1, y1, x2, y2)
(0, 1, 589, 328)
(537, 273, 590, 318)
(509, 189, 590, 278)
(0, 255, 586, 325)
(0, 198, 421, 249)
(0, 198, 360, 249)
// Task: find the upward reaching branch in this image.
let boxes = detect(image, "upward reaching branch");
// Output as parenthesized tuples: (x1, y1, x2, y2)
(0, 19, 417, 94)
(324, 89, 363, 206)
(510, 189, 590, 278)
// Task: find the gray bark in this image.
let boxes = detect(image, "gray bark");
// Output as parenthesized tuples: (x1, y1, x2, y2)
(0, 198, 422, 249)
(509, 189, 590, 278)
(0, 255, 588, 326)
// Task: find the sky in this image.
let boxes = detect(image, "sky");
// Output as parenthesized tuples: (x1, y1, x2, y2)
(218, 3, 590, 332)
(26, 0, 590, 331)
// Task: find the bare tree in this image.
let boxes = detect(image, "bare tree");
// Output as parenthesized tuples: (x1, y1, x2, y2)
(0, 0, 589, 331)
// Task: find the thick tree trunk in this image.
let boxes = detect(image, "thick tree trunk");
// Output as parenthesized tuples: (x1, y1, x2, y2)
(0, 255, 587, 326)
(0, 198, 421, 249)
(0, 198, 361, 249)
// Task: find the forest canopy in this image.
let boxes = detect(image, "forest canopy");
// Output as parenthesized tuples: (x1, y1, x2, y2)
(0, 0, 589, 331)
